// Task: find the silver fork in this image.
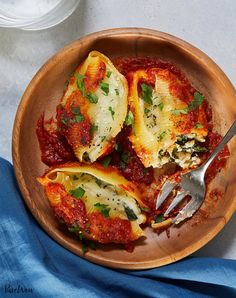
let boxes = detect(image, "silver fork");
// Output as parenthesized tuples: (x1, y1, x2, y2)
(155, 120, 236, 225)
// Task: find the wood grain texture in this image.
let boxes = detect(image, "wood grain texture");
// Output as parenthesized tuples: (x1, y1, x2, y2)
(12, 28, 236, 269)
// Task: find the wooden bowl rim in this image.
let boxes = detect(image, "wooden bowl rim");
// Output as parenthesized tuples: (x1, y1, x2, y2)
(12, 28, 236, 269)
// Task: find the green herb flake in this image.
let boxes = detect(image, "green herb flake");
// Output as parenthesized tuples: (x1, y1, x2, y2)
(100, 136, 106, 142)
(195, 122, 204, 129)
(144, 108, 150, 114)
(89, 241, 97, 250)
(72, 106, 81, 115)
(75, 114, 84, 123)
(106, 71, 112, 78)
(121, 152, 129, 164)
(193, 145, 208, 153)
(125, 110, 134, 126)
(78, 233, 83, 241)
(101, 156, 112, 168)
(171, 108, 189, 115)
(124, 205, 138, 221)
(61, 118, 68, 125)
(155, 213, 164, 223)
(108, 106, 115, 120)
(99, 81, 109, 96)
(115, 88, 119, 96)
(94, 202, 111, 217)
(158, 131, 166, 141)
(72, 175, 79, 180)
(91, 124, 98, 133)
(188, 92, 204, 111)
(115, 143, 122, 153)
(82, 242, 88, 254)
(69, 187, 85, 199)
(75, 73, 86, 97)
(141, 83, 153, 105)
(68, 225, 80, 233)
(86, 92, 98, 104)
(158, 102, 164, 111)
(140, 206, 150, 212)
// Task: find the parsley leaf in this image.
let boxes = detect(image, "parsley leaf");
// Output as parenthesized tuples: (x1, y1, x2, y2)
(69, 187, 85, 199)
(106, 71, 112, 78)
(82, 242, 88, 254)
(86, 92, 98, 104)
(188, 92, 204, 111)
(95, 178, 102, 187)
(94, 203, 111, 217)
(141, 83, 153, 105)
(125, 111, 134, 126)
(68, 225, 80, 233)
(192, 145, 208, 153)
(121, 152, 129, 164)
(115, 88, 119, 96)
(75, 114, 84, 123)
(75, 73, 86, 97)
(108, 106, 115, 120)
(195, 122, 204, 129)
(101, 156, 112, 167)
(99, 81, 109, 95)
(91, 124, 98, 133)
(158, 131, 166, 141)
(158, 102, 164, 111)
(155, 214, 164, 223)
(171, 108, 189, 115)
(144, 108, 150, 114)
(72, 107, 81, 115)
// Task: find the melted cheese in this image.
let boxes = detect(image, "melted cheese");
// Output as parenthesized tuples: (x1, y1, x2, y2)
(129, 69, 208, 169)
(61, 51, 128, 162)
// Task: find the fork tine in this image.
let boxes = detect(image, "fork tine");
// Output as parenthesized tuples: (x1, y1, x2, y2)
(164, 190, 188, 216)
(173, 195, 203, 225)
(155, 180, 177, 210)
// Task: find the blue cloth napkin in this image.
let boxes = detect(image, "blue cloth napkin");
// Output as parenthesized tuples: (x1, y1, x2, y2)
(0, 158, 235, 298)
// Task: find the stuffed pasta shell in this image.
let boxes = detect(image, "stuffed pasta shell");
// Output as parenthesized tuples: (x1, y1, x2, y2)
(128, 68, 209, 169)
(38, 163, 147, 244)
(57, 51, 128, 163)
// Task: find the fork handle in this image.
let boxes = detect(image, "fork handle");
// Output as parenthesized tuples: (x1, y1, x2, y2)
(200, 120, 236, 175)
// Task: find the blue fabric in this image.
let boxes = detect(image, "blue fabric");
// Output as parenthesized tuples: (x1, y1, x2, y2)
(0, 157, 235, 298)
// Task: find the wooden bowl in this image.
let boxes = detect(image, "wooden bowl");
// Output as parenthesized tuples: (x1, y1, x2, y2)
(12, 28, 236, 269)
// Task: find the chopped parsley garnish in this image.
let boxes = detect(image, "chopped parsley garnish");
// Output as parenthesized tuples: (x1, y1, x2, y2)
(172, 92, 204, 116)
(158, 102, 164, 111)
(106, 71, 112, 78)
(101, 156, 112, 167)
(99, 81, 109, 95)
(171, 108, 189, 115)
(75, 114, 84, 123)
(61, 118, 68, 125)
(72, 106, 81, 115)
(108, 106, 115, 120)
(75, 73, 86, 97)
(158, 131, 166, 141)
(69, 187, 85, 199)
(115, 88, 119, 96)
(155, 213, 164, 223)
(192, 145, 208, 153)
(86, 92, 98, 104)
(125, 110, 134, 126)
(115, 143, 122, 153)
(100, 136, 106, 142)
(121, 152, 129, 164)
(91, 124, 98, 133)
(144, 108, 150, 114)
(68, 225, 80, 233)
(94, 203, 110, 217)
(140, 206, 150, 212)
(123, 205, 138, 221)
(195, 122, 204, 129)
(141, 83, 153, 105)
(188, 92, 204, 111)
(82, 242, 88, 254)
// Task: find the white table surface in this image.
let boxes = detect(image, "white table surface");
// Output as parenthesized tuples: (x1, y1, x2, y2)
(0, 0, 235, 260)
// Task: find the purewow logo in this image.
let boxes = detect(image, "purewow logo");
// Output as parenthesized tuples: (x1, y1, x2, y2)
(4, 283, 33, 294)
